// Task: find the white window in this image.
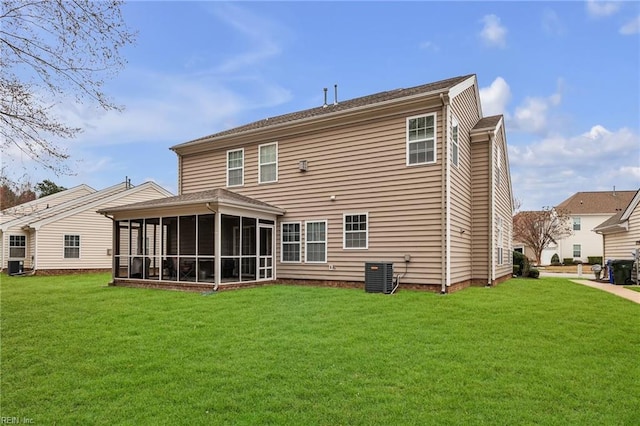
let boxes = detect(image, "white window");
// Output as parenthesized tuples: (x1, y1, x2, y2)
(9, 235, 26, 258)
(406, 113, 436, 165)
(259, 143, 278, 183)
(573, 244, 581, 258)
(497, 217, 504, 265)
(227, 149, 244, 187)
(451, 116, 459, 167)
(573, 217, 581, 231)
(305, 220, 327, 263)
(344, 213, 368, 249)
(281, 222, 301, 263)
(64, 235, 80, 259)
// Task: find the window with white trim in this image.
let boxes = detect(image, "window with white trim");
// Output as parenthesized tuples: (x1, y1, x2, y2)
(573, 217, 581, 231)
(9, 235, 26, 258)
(573, 244, 581, 258)
(451, 116, 459, 167)
(259, 142, 278, 183)
(305, 220, 327, 263)
(281, 222, 301, 263)
(344, 213, 368, 249)
(64, 234, 80, 259)
(497, 217, 504, 265)
(407, 113, 436, 165)
(227, 149, 244, 187)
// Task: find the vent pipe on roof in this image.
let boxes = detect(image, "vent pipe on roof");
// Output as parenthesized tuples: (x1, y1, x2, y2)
(334, 84, 338, 105)
(323, 88, 328, 108)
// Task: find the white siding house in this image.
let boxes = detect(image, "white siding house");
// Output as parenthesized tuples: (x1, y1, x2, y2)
(1, 181, 172, 274)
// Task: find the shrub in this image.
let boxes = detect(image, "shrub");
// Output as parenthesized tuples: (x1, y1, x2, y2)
(513, 251, 530, 277)
(563, 258, 574, 266)
(588, 256, 603, 265)
(550, 253, 561, 266)
(573, 260, 583, 265)
(513, 265, 521, 276)
(528, 268, 540, 279)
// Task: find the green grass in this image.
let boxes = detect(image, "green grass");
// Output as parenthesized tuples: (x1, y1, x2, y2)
(1, 274, 639, 425)
(625, 285, 640, 293)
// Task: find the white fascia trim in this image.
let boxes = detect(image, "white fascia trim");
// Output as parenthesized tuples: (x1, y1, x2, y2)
(445, 107, 451, 287)
(449, 75, 482, 119)
(621, 189, 640, 221)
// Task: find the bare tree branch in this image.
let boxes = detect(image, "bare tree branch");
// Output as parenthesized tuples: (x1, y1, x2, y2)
(0, 0, 136, 176)
(513, 207, 573, 265)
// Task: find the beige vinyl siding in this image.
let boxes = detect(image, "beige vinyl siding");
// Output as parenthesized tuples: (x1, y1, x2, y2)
(449, 86, 480, 283)
(493, 128, 513, 279)
(603, 206, 640, 260)
(470, 137, 491, 281)
(181, 108, 446, 285)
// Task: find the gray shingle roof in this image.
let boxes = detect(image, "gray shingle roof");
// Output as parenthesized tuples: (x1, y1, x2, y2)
(172, 74, 474, 149)
(556, 191, 635, 214)
(99, 188, 285, 215)
(471, 115, 503, 131)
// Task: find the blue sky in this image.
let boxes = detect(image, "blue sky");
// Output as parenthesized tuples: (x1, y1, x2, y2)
(7, 1, 640, 210)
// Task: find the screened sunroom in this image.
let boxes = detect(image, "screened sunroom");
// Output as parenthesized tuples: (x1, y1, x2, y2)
(99, 189, 285, 288)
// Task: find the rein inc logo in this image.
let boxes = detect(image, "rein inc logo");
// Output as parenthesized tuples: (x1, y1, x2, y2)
(1, 418, 34, 424)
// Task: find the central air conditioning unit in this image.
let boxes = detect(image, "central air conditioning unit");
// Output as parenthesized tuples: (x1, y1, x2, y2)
(364, 262, 394, 294)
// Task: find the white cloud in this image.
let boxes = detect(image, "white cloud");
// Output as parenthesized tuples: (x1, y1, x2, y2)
(479, 14, 508, 48)
(419, 41, 439, 52)
(509, 125, 640, 209)
(620, 15, 640, 35)
(208, 3, 285, 74)
(586, 1, 622, 18)
(511, 80, 563, 135)
(542, 9, 565, 36)
(479, 77, 511, 116)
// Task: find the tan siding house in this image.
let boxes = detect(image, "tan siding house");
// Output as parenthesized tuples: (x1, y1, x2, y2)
(100, 75, 514, 293)
(594, 189, 640, 261)
(0, 181, 172, 274)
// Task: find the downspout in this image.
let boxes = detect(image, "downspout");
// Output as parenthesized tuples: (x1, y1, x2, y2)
(207, 202, 220, 291)
(488, 130, 495, 286)
(440, 93, 450, 294)
(100, 212, 116, 284)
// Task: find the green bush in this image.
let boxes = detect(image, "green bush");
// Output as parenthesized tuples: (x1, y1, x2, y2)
(588, 256, 603, 265)
(550, 253, 561, 266)
(528, 268, 540, 279)
(513, 265, 521, 276)
(563, 258, 574, 266)
(574, 259, 583, 265)
(513, 251, 530, 277)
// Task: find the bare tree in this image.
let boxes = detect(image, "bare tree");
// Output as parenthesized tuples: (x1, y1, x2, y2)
(513, 208, 573, 265)
(0, 0, 135, 174)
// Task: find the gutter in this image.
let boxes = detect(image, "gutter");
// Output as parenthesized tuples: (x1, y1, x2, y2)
(488, 130, 495, 286)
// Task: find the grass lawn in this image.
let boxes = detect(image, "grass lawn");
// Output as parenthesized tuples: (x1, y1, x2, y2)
(625, 285, 640, 293)
(1, 274, 639, 425)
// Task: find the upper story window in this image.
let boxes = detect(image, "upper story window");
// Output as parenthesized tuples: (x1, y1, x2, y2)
(344, 213, 368, 249)
(64, 235, 80, 259)
(451, 116, 459, 167)
(573, 217, 581, 231)
(259, 142, 278, 183)
(406, 113, 436, 166)
(227, 148, 244, 187)
(281, 222, 301, 263)
(9, 235, 26, 258)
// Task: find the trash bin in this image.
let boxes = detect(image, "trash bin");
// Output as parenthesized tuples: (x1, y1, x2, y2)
(610, 259, 634, 285)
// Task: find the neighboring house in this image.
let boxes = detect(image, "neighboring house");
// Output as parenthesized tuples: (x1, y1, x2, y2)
(0, 181, 172, 274)
(594, 189, 640, 261)
(99, 74, 514, 293)
(551, 191, 636, 264)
